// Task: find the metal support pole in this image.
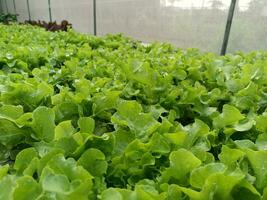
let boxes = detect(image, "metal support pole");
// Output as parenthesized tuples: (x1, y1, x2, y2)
(4, 0, 8, 13)
(26, 0, 31, 20)
(93, 0, 97, 35)
(13, 0, 17, 15)
(48, 0, 52, 22)
(0, 0, 2, 14)
(220, 0, 237, 55)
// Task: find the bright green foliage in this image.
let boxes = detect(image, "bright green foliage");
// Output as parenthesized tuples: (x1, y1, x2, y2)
(32, 106, 55, 142)
(161, 149, 202, 185)
(78, 148, 108, 177)
(0, 24, 267, 199)
(111, 101, 160, 139)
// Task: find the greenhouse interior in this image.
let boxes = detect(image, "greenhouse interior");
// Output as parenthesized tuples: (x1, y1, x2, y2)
(0, 0, 267, 199)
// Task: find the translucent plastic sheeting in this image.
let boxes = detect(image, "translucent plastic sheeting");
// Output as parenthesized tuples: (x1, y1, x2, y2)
(0, 0, 6, 13)
(28, 0, 50, 21)
(97, 0, 231, 53)
(0, 0, 3, 13)
(228, 0, 267, 52)
(15, 0, 29, 22)
(6, 0, 15, 14)
(1, 0, 15, 14)
(51, 0, 94, 34)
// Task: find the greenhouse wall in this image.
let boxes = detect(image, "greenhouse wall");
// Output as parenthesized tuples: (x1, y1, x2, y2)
(50, 0, 94, 34)
(0, 0, 14, 14)
(228, 0, 267, 52)
(1, 0, 267, 54)
(97, 0, 231, 54)
(0, 0, 4, 13)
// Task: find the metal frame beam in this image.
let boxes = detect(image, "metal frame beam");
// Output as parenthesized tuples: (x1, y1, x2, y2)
(26, 0, 31, 20)
(221, 0, 237, 55)
(0, 0, 3, 14)
(48, 0, 52, 22)
(13, 0, 17, 15)
(93, 0, 97, 35)
(4, 0, 8, 13)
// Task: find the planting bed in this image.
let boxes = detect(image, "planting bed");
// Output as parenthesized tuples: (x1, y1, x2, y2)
(0, 24, 267, 200)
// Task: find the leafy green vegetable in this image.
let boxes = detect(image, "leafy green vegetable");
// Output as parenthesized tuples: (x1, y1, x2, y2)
(0, 24, 267, 199)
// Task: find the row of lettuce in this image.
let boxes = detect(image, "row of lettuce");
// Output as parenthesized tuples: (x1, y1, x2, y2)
(0, 24, 267, 200)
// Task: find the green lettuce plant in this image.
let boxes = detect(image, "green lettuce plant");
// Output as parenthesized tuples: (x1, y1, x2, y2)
(0, 24, 267, 200)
